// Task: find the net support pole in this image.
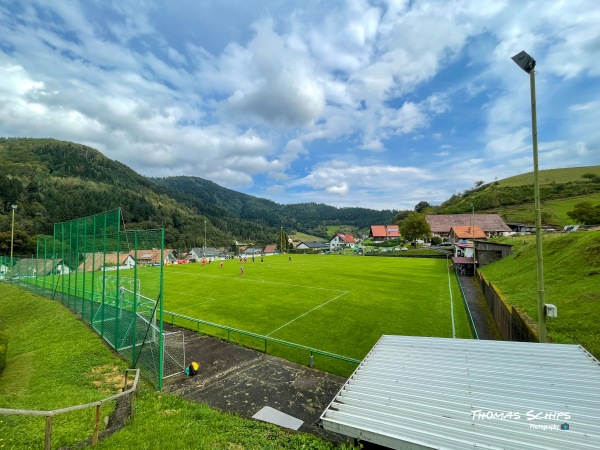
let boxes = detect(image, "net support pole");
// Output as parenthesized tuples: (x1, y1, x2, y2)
(158, 228, 165, 390)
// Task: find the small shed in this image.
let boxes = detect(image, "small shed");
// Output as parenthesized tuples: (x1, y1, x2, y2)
(474, 240, 513, 267)
(320, 335, 600, 449)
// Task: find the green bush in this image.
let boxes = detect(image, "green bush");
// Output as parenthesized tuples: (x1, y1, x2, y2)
(430, 236, 442, 245)
(0, 330, 7, 372)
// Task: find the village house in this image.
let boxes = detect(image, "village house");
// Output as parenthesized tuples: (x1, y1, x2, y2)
(448, 225, 487, 244)
(369, 225, 400, 242)
(11, 258, 65, 277)
(77, 252, 136, 272)
(130, 248, 176, 265)
(187, 247, 226, 261)
(263, 244, 277, 255)
(329, 233, 356, 251)
(426, 214, 512, 239)
(295, 241, 328, 252)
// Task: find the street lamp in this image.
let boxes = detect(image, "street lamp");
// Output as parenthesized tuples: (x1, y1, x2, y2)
(10, 204, 17, 278)
(512, 50, 546, 343)
(204, 220, 207, 255)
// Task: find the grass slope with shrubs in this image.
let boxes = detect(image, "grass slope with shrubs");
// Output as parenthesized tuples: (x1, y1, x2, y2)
(496, 165, 600, 187)
(0, 283, 357, 449)
(479, 231, 600, 358)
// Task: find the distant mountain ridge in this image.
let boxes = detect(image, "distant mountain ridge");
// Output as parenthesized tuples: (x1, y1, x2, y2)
(0, 138, 394, 255)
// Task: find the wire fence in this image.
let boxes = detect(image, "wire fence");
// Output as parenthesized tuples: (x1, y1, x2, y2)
(1, 209, 179, 389)
(163, 310, 361, 377)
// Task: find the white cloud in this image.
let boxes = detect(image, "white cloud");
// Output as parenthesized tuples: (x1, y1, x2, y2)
(217, 19, 325, 127)
(0, 0, 599, 211)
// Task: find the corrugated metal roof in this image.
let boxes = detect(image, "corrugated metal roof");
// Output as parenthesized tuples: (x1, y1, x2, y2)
(320, 335, 600, 449)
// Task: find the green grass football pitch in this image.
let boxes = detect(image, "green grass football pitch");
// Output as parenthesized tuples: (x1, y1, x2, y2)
(149, 254, 472, 371)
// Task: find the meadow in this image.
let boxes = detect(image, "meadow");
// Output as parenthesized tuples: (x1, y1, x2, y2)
(138, 254, 472, 372)
(481, 231, 600, 359)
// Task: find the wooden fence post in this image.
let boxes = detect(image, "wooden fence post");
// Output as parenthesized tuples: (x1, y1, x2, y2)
(92, 403, 102, 445)
(44, 415, 52, 450)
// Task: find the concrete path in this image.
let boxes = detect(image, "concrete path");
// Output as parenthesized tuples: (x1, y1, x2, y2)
(457, 273, 502, 340)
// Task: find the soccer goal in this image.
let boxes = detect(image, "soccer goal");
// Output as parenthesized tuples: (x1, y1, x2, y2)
(163, 330, 186, 379)
(90, 276, 185, 379)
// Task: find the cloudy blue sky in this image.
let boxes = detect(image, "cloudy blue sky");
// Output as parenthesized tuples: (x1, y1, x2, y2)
(1, 1, 599, 210)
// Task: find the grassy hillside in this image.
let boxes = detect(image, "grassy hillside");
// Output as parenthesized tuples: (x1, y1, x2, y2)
(436, 165, 600, 225)
(289, 231, 326, 244)
(0, 283, 354, 449)
(497, 165, 600, 187)
(479, 231, 600, 358)
(484, 193, 600, 226)
(0, 283, 126, 448)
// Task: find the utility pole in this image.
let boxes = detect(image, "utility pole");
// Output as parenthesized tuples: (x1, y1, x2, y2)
(512, 50, 546, 343)
(10, 204, 18, 278)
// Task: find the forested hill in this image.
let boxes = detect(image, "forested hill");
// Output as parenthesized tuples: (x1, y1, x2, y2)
(0, 138, 394, 255)
(153, 176, 394, 237)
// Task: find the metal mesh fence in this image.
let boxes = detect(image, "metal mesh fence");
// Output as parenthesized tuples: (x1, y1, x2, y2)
(1, 208, 178, 389)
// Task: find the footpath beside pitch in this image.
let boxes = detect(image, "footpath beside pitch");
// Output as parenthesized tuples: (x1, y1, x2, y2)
(458, 273, 502, 340)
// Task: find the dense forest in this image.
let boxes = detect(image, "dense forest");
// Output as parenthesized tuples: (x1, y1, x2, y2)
(0, 138, 394, 255)
(153, 176, 394, 237)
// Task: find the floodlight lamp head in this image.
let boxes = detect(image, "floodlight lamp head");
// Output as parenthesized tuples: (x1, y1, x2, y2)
(511, 50, 536, 73)
(11, 204, 17, 210)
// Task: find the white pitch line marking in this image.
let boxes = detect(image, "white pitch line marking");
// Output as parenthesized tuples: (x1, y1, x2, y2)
(265, 291, 348, 337)
(169, 298, 218, 313)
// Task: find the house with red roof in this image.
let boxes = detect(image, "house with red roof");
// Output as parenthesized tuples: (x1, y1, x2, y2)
(449, 225, 487, 244)
(369, 225, 400, 241)
(130, 248, 176, 265)
(263, 244, 277, 255)
(329, 233, 356, 251)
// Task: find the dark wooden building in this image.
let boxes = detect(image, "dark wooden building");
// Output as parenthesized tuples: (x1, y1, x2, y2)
(474, 240, 513, 267)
